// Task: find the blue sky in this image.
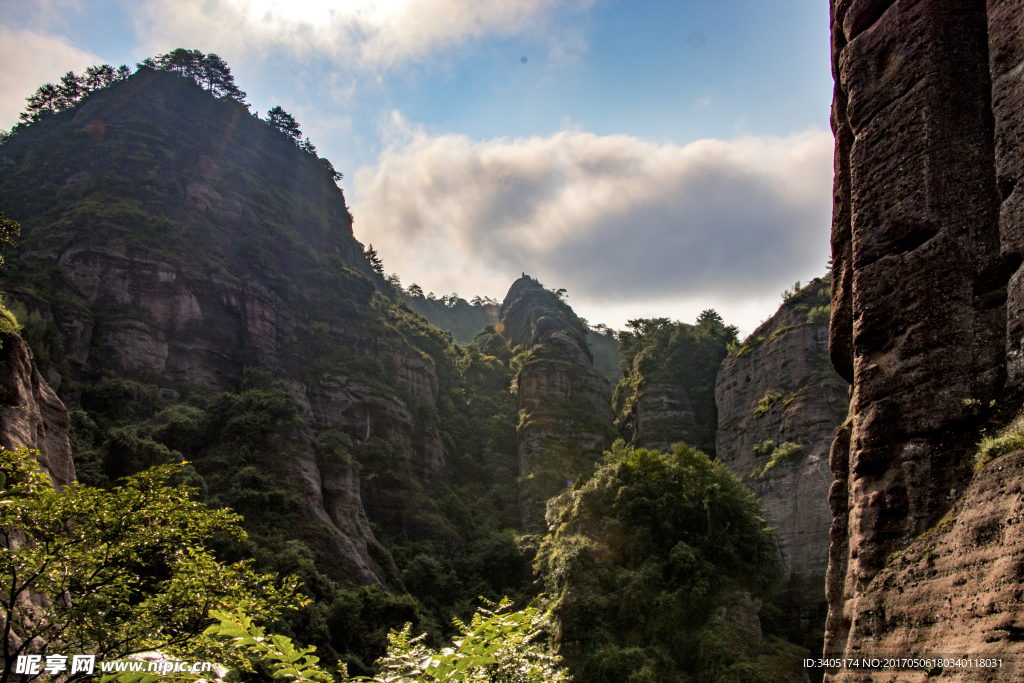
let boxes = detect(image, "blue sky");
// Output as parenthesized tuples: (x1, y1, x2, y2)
(1, 0, 835, 334)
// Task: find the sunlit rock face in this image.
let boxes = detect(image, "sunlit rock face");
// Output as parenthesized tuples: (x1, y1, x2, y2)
(498, 276, 614, 531)
(826, 0, 1024, 675)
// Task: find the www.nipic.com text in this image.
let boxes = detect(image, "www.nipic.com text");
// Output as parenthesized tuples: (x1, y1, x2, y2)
(12, 654, 216, 676)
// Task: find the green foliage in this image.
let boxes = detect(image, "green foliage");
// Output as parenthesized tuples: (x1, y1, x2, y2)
(806, 304, 831, 325)
(753, 391, 783, 420)
(758, 442, 806, 476)
(975, 421, 1024, 471)
(162, 599, 568, 683)
(0, 447, 302, 680)
(615, 311, 737, 455)
(0, 210, 21, 265)
(536, 440, 788, 683)
(401, 293, 498, 344)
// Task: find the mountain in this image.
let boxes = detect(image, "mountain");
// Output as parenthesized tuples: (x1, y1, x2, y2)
(497, 276, 615, 530)
(715, 276, 847, 653)
(826, 0, 1024, 668)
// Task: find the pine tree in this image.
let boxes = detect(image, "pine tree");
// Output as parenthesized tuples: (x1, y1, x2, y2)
(20, 83, 62, 122)
(266, 106, 302, 142)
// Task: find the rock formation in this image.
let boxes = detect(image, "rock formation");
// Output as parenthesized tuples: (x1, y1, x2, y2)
(498, 276, 614, 531)
(0, 334, 74, 488)
(616, 313, 734, 456)
(0, 68, 445, 585)
(826, 0, 1024, 676)
(716, 278, 848, 645)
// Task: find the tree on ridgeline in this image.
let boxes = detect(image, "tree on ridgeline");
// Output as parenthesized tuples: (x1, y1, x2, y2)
(407, 283, 424, 298)
(138, 48, 247, 103)
(266, 106, 303, 143)
(19, 63, 130, 123)
(363, 245, 385, 276)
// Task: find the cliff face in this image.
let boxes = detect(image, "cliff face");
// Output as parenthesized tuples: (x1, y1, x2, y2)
(826, 0, 1024, 675)
(716, 278, 848, 650)
(616, 313, 735, 456)
(498, 277, 614, 531)
(0, 334, 74, 488)
(0, 68, 446, 585)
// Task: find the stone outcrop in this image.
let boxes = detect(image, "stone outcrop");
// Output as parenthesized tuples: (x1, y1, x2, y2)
(826, 0, 1024, 676)
(499, 276, 614, 530)
(616, 314, 734, 456)
(716, 279, 848, 629)
(0, 68, 446, 586)
(0, 334, 74, 488)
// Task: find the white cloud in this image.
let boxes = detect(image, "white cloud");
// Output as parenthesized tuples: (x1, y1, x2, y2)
(351, 120, 834, 333)
(0, 27, 100, 130)
(132, 0, 588, 68)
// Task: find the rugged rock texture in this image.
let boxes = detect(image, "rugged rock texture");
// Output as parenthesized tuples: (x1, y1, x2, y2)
(499, 277, 614, 530)
(0, 68, 446, 585)
(826, 0, 1024, 676)
(617, 314, 735, 456)
(825, 448, 1024, 682)
(993, 0, 1024, 391)
(716, 279, 848, 615)
(0, 334, 74, 488)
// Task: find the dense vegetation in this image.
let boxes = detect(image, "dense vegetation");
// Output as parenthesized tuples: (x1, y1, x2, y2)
(0, 447, 301, 683)
(615, 312, 738, 455)
(0, 53, 819, 683)
(536, 441, 804, 683)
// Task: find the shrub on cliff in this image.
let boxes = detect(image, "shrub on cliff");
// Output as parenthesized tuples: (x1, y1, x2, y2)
(535, 440, 799, 683)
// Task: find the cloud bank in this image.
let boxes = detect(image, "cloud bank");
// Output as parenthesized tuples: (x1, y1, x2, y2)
(133, 0, 587, 68)
(0, 27, 100, 129)
(351, 122, 834, 331)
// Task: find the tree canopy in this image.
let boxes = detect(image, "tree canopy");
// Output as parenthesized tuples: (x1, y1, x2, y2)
(535, 440, 798, 683)
(0, 448, 301, 683)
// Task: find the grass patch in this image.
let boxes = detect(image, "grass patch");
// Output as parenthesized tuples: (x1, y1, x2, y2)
(761, 442, 806, 475)
(753, 390, 783, 419)
(974, 423, 1024, 472)
(806, 304, 831, 325)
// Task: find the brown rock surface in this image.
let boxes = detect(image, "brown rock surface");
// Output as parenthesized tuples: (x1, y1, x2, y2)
(499, 277, 614, 530)
(0, 334, 74, 488)
(717, 282, 848, 587)
(826, 0, 1024, 675)
(825, 449, 1024, 682)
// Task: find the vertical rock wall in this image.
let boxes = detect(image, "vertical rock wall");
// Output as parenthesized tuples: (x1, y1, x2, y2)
(0, 334, 74, 488)
(499, 277, 614, 531)
(826, 0, 1024, 675)
(716, 279, 848, 616)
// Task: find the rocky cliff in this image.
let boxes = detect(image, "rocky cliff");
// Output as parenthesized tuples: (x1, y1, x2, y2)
(0, 68, 446, 585)
(0, 333, 74, 488)
(616, 312, 735, 456)
(498, 276, 614, 531)
(716, 277, 848, 650)
(826, 0, 1024, 676)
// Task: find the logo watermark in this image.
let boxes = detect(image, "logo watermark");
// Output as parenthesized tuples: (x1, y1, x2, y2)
(13, 654, 216, 677)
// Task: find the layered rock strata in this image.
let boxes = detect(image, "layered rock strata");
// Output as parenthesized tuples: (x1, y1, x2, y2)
(826, 0, 1024, 676)
(0, 69, 445, 585)
(499, 277, 614, 531)
(0, 334, 74, 488)
(716, 279, 848, 604)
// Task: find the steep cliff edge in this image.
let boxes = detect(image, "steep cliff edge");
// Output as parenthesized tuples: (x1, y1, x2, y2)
(0, 68, 446, 585)
(716, 277, 848, 651)
(498, 276, 614, 530)
(0, 333, 74, 488)
(615, 312, 735, 455)
(826, 1, 1024, 676)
